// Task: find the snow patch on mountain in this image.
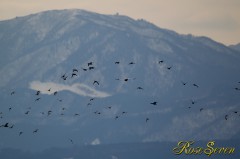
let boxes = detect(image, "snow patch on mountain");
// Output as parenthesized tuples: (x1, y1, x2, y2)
(29, 81, 111, 98)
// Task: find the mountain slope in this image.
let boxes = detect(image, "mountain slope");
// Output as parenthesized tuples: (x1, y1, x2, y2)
(0, 9, 240, 151)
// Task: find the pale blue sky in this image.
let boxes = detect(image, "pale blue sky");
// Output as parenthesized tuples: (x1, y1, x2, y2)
(0, 0, 239, 45)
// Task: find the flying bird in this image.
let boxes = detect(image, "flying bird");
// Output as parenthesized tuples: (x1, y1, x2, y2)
(88, 62, 93, 66)
(73, 68, 78, 72)
(193, 84, 199, 88)
(19, 132, 23, 136)
(158, 60, 164, 63)
(89, 66, 95, 70)
(181, 81, 187, 86)
(53, 91, 58, 95)
(115, 61, 120, 64)
(129, 62, 135, 65)
(137, 87, 143, 90)
(48, 88, 51, 92)
(150, 102, 157, 105)
(167, 66, 172, 70)
(47, 111, 52, 116)
(61, 73, 66, 79)
(82, 68, 88, 71)
(1, 123, 9, 128)
(10, 91, 15, 95)
(36, 90, 40, 95)
(106, 106, 112, 109)
(200, 108, 204, 112)
(25, 111, 30, 115)
(93, 80, 100, 85)
(63, 76, 68, 80)
(225, 115, 228, 120)
(35, 98, 41, 101)
(71, 73, 77, 78)
(33, 129, 39, 133)
(191, 100, 196, 105)
(146, 118, 149, 122)
(69, 138, 74, 144)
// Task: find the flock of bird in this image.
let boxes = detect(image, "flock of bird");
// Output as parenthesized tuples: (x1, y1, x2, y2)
(1, 58, 240, 145)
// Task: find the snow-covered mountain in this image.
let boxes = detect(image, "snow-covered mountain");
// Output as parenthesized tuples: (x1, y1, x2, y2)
(0, 9, 240, 151)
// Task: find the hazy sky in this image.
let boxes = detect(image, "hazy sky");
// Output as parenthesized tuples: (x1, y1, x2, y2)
(0, 0, 239, 45)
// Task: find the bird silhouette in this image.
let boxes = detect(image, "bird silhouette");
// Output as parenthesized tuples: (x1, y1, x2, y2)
(191, 100, 196, 104)
(1, 123, 9, 127)
(146, 118, 149, 122)
(53, 91, 58, 95)
(181, 81, 187, 85)
(69, 138, 74, 144)
(89, 66, 95, 70)
(73, 68, 78, 72)
(63, 76, 68, 80)
(10, 91, 15, 95)
(88, 62, 93, 66)
(74, 113, 80, 116)
(150, 102, 157, 105)
(234, 87, 240, 90)
(93, 80, 100, 85)
(9, 107, 12, 111)
(47, 111, 52, 116)
(90, 98, 94, 101)
(106, 106, 112, 109)
(35, 98, 41, 101)
(122, 111, 127, 115)
(25, 111, 30, 115)
(71, 73, 77, 78)
(48, 88, 51, 92)
(124, 78, 129, 82)
(137, 87, 143, 90)
(115, 115, 120, 120)
(36, 90, 40, 95)
(129, 62, 135, 65)
(115, 61, 120, 64)
(225, 115, 228, 120)
(82, 68, 88, 71)
(200, 108, 204, 112)
(167, 66, 172, 70)
(61, 73, 66, 79)
(158, 60, 164, 63)
(193, 84, 199, 88)
(33, 129, 39, 133)
(19, 131, 23, 136)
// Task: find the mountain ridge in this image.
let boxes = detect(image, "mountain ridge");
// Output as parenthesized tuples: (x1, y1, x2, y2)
(0, 9, 239, 151)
